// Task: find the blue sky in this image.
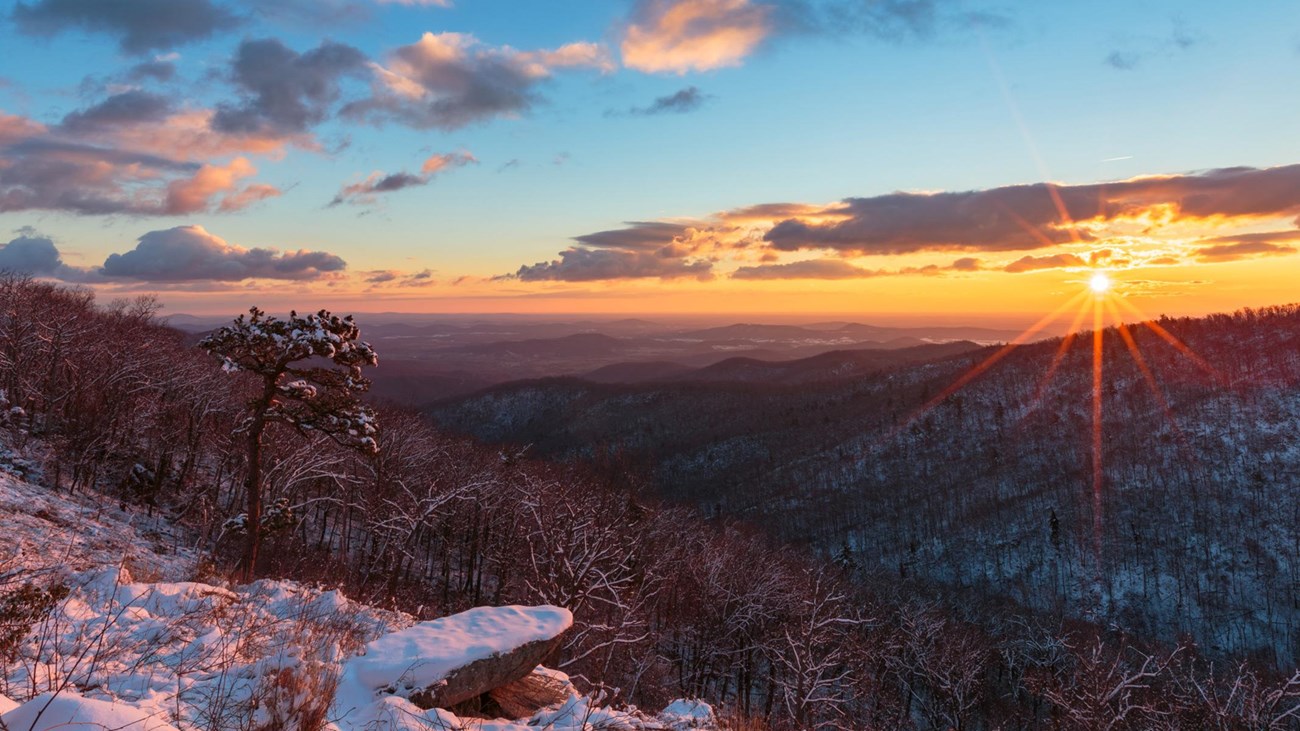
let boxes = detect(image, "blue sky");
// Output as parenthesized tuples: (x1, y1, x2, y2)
(0, 0, 1298, 317)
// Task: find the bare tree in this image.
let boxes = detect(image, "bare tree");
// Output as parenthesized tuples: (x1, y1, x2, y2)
(201, 308, 378, 581)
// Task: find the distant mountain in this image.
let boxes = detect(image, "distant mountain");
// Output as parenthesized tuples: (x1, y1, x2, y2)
(582, 360, 694, 383)
(445, 332, 627, 359)
(667, 341, 978, 385)
(427, 305, 1300, 666)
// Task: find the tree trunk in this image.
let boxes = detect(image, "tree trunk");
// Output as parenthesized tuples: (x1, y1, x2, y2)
(241, 378, 276, 582)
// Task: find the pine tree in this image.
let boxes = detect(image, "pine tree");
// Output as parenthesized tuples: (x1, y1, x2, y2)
(201, 307, 378, 580)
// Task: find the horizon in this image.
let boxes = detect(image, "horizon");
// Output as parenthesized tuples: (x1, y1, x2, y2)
(1, 0, 1297, 319)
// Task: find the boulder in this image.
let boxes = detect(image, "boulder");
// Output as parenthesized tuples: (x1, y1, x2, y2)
(409, 633, 565, 709)
(336, 604, 572, 716)
(486, 666, 574, 718)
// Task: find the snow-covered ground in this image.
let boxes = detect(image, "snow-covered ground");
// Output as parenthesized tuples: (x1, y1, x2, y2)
(0, 472, 716, 731)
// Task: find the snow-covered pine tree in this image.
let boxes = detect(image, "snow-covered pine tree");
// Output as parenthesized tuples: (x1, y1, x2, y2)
(201, 307, 379, 581)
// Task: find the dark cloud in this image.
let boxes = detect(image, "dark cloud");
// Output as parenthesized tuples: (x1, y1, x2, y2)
(616, 86, 711, 116)
(213, 38, 368, 138)
(950, 256, 983, 271)
(343, 33, 610, 131)
(100, 225, 346, 281)
(59, 90, 173, 133)
(11, 0, 242, 54)
(0, 234, 62, 275)
(1003, 253, 1087, 273)
(512, 247, 713, 282)
(329, 151, 476, 207)
(574, 221, 691, 251)
(508, 215, 727, 281)
(764, 164, 1300, 255)
(126, 60, 177, 83)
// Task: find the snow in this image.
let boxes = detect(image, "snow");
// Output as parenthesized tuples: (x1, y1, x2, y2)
(660, 699, 716, 729)
(333, 604, 572, 721)
(0, 471, 194, 580)
(0, 470, 712, 731)
(1, 691, 180, 731)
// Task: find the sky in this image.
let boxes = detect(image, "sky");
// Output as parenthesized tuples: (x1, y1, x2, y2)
(0, 0, 1298, 322)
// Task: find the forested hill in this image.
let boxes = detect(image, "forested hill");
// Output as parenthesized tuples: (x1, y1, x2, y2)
(429, 304, 1300, 666)
(8, 276, 1300, 729)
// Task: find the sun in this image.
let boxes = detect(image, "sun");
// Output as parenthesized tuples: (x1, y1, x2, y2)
(1089, 272, 1112, 294)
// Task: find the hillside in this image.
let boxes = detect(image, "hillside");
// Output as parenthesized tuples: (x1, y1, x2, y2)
(8, 278, 1300, 729)
(428, 305, 1300, 667)
(0, 470, 715, 731)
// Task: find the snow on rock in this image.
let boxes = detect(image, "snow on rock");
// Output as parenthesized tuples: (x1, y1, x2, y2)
(334, 604, 572, 717)
(660, 699, 717, 729)
(1, 691, 180, 731)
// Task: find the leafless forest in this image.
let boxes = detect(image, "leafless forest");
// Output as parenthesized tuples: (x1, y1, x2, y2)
(4, 275, 1300, 729)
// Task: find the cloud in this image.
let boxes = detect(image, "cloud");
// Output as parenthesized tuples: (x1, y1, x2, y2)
(100, 225, 346, 281)
(732, 258, 875, 279)
(1004, 253, 1088, 273)
(508, 219, 716, 281)
(1104, 20, 1204, 71)
(0, 124, 279, 216)
(616, 86, 712, 116)
(1105, 51, 1141, 71)
(0, 233, 62, 275)
(343, 33, 611, 130)
(621, 0, 773, 73)
(329, 150, 476, 206)
(362, 267, 437, 287)
(11, 0, 241, 54)
(763, 164, 1300, 255)
(59, 90, 173, 133)
(126, 60, 177, 82)
(213, 38, 369, 138)
(162, 157, 278, 214)
(574, 221, 693, 250)
(730, 255, 986, 279)
(1193, 232, 1300, 262)
(0, 113, 47, 146)
(503, 163, 1300, 282)
(512, 248, 714, 281)
(2, 101, 291, 217)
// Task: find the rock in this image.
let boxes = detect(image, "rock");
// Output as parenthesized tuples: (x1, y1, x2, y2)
(409, 633, 566, 709)
(486, 666, 574, 718)
(336, 604, 573, 716)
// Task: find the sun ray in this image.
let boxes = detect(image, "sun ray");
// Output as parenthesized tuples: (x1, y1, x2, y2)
(880, 290, 1090, 449)
(1105, 300, 1203, 463)
(1090, 292, 1106, 611)
(1112, 296, 1223, 380)
(1017, 295, 1093, 422)
(995, 201, 1067, 250)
